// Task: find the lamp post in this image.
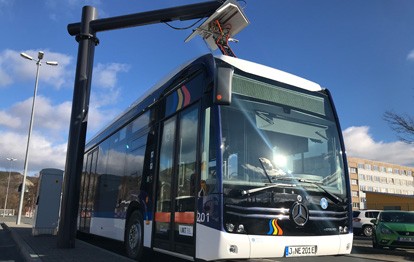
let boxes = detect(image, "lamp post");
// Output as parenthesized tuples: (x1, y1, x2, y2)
(3, 157, 17, 217)
(17, 51, 58, 225)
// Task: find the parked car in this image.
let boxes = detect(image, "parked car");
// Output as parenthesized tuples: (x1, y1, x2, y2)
(353, 210, 380, 237)
(371, 210, 414, 250)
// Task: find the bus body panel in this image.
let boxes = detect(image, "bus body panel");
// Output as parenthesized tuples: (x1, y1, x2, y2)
(90, 217, 125, 241)
(196, 223, 251, 261)
(79, 54, 352, 260)
(88, 217, 153, 247)
(196, 223, 352, 261)
(144, 221, 152, 247)
(248, 234, 353, 258)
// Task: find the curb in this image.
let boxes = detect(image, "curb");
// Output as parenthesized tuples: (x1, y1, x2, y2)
(1, 223, 42, 262)
(1, 222, 135, 262)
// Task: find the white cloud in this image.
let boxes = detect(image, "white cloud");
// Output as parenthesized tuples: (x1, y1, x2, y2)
(0, 97, 71, 173)
(407, 49, 414, 61)
(0, 0, 13, 7)
(0, 49, 131, 174)
(18, 50, 73, 89)
(0, 110, 21, 128)
(0, 68, 12, 86)
(0, 49, 73, 89)
(87, 106, 119, 135)
(0, 0, 14, 17)
(343, 126, 414, 167)
(28, 97, 71, 132)
(5, 96, 71, 136)
(0, 95, 90, 174)
(94, 63, 130, 89)
(90, 62, 130, 109)
(0, 130, 67, 173)
(45, 0, 106, 21)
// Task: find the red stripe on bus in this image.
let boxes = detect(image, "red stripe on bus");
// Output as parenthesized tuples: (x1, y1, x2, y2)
(155, 212, 171, 223)
(181, 85, 191, 106)
(175, 212, 194, 224)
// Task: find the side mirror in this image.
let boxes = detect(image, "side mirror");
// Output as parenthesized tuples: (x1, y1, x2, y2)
(214, 65, 234, 105)
(370, 219, 377, 224)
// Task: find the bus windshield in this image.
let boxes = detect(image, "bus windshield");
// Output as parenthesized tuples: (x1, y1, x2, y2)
(220, 74, 346, 198)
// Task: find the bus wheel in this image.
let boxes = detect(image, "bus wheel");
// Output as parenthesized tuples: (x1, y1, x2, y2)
(125, 211, 144, 260)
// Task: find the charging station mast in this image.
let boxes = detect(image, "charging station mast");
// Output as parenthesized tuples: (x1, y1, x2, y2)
(32, 168, 64, 236)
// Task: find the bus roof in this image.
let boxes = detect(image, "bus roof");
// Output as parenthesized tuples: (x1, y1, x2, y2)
(218, 55, 322, 92)
(127, 54, 322, 113)
(86, 54, 322, 149)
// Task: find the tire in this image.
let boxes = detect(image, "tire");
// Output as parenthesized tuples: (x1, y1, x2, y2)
(125, 211, 144, 260)
(372, 237, 382, 249)
(363, 225, 373, 237)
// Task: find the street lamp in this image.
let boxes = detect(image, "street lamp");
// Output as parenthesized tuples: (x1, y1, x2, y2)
(3, 157, 17, 217)
(17, 51, 58, 225)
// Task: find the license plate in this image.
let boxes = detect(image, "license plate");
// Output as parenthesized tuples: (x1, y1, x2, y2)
(398, 237, 414, 242)
(285, 245, 317, 257)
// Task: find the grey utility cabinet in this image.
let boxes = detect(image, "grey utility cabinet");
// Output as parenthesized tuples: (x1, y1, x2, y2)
(32, 168, 64, 236)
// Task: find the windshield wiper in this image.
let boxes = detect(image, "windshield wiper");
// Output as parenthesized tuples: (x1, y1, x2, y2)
(258, 157, 287, 182)
(241, 182, 296, 196)
(258, 157, 272, 183)
(274, 177, 344, 204)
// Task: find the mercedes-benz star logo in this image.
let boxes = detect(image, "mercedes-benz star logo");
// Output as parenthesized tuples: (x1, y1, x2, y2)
(291, 202, 309, 226)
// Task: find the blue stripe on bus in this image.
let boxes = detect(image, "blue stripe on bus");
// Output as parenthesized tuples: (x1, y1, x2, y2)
(169, 91, 178, 113)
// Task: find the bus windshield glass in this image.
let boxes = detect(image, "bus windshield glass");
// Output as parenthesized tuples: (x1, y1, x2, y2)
(220, 74, 346, 198)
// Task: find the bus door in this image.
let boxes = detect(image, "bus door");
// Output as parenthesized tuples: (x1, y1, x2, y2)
(79, 148, 98, 232)
(153, 104, 199, 258)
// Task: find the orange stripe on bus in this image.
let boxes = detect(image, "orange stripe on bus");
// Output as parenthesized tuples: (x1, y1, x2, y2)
(154, 212, 194, 224)
(155, 212, 171, 223)
(174, 212, 194, 224)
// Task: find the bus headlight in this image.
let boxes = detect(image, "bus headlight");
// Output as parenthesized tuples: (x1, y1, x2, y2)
(237, 224, 245, 233)
(226, 223, 235, 232)
(338, 225, 349, 234)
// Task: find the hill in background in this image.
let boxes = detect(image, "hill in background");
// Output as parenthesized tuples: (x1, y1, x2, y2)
(0, 172, 39, 214)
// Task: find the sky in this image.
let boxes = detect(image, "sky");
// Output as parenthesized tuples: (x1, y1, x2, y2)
(0, 0, 414, 175)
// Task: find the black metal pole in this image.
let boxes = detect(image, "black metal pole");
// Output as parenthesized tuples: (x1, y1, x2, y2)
(57, 6, 98, 248)
(59, 1, 221, 249)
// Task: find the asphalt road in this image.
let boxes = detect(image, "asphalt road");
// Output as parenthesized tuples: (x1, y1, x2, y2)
(81, 233, 414, 262)
(1, 216, 413, 262)
(0, 223, 24, 262)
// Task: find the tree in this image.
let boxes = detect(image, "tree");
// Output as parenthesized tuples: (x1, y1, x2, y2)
(383, 111, 414, 144)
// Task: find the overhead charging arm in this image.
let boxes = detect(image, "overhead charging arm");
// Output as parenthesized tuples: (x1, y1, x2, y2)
(185, 0, 249, 57)
(211, 19, 237, 57)
(59, 0, 249, 250)
(59, 0, 229, 249)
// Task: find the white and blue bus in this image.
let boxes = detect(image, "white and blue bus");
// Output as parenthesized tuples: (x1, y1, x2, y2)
(78, 54, 353, 260)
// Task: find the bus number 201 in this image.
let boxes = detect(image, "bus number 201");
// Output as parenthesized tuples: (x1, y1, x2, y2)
(197, 212, 210, 223)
